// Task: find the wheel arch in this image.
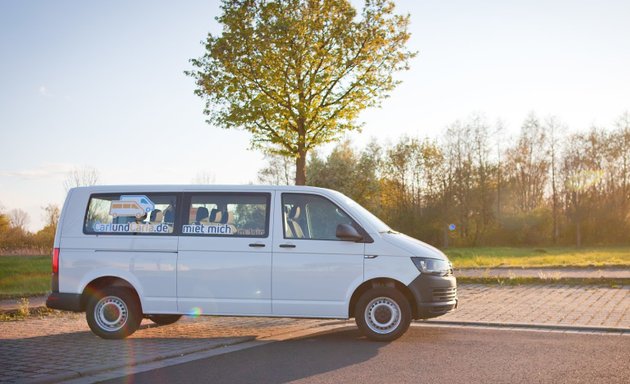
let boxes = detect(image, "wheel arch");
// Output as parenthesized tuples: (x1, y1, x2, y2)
(348, 278, 416, 319)
(80, 276, 142, 313)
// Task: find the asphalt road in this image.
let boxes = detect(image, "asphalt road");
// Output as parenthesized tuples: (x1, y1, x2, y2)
(98, 326, 630, 384)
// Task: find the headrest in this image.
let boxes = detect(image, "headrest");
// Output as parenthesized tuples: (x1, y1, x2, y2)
(150, 211, 164, 224)
(164, 209, 174, 223)
(150, 209, 162, 222)
(212, 209, 233, 224)
(224, 211, 234, 224)
(289, 206, 301, 220)
(195, 207, 209, 222)
(209, 208, 220, 222)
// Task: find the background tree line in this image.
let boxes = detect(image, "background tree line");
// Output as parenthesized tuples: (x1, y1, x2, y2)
(0, 204, 59, 255)
(0, 167, 99, 255)
(260, 111, 630, 248)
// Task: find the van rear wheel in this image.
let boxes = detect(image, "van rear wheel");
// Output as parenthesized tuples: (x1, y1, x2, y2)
(148, 314, 182, 326)
(86, 287, 142, 339)
(355, 287, 411, 341)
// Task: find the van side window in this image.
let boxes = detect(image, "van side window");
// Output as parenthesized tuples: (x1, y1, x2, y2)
(84, 193, 177, 235)
(282, 194, 357, 240)
(182, 193, 270, 237)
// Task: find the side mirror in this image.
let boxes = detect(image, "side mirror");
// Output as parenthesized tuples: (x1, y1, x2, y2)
(336, 224, 363, 242)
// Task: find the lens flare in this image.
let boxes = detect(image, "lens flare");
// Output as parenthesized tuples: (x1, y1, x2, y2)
(189, 307, 202, 317)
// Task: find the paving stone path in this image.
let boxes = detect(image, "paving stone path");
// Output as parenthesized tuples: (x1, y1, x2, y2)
(435, 284, 629, 329)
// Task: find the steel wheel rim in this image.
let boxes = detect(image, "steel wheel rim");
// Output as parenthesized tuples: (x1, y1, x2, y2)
(94, 296, 128, 332)
(365, 296, 401, 334)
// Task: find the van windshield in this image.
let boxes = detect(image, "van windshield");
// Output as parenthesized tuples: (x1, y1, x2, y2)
(331, 191, 391, 233)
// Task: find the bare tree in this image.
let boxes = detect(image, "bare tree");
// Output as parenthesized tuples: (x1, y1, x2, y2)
(613, 111, 630, 213)
(9, 209, 30, 232)
(192, 171, 216, 184)
(63, 166, 100, 192)
(42, 204, 60, 228)
(545, 116, 566, 244)
(505, 113, 549, 212)
(257, 154, 295, 185)
(493, 119, 507, 226)
(469, 114, 493, 242)
(442, 120, 475, 243)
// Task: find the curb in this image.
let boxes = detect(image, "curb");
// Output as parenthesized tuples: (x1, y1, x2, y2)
(418, 320, 630, 334)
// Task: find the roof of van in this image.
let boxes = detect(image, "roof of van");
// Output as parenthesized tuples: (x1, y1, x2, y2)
(69, 185, 338, 194)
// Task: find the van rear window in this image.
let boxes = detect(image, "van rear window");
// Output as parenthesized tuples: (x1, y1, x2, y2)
(84, 193, 178, 235)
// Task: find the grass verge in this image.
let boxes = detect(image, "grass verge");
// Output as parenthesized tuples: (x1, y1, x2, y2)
(444, 247, 630, 268)
(0, 306, 63, 321)
(457, 276, 629, 288)
(0, 255, 51, 299)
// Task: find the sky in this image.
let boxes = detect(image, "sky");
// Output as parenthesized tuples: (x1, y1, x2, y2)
(1, 0, 629, 231)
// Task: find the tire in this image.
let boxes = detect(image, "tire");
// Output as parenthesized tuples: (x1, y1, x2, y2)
(86, 287, 142, 339)
(147, 314, 182, 326)
(355, 286, 411, 342)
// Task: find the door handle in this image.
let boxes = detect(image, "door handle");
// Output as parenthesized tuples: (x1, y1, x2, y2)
(249, 243, 266, 248)
(279, 244, 296, 248)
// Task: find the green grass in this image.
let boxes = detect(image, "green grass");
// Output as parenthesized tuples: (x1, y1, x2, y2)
(0, 255, 51, 299)
(457, 276, 629, 287)
(444, 247, 630, 268)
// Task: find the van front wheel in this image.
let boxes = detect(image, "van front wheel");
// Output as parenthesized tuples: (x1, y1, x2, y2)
(355, 287, 411, 341)
(86, 287, 142, 339)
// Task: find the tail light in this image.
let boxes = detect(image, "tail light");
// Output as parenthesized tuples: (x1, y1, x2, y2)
(52, 248, 60, 274)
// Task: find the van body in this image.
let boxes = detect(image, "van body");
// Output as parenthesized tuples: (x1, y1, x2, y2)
(47, 185, 457, 341)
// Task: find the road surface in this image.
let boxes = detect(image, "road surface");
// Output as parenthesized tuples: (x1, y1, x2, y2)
(98, 325, 630, 384)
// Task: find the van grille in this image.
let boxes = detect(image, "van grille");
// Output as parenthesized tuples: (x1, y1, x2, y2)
(432, 287, 457, 302)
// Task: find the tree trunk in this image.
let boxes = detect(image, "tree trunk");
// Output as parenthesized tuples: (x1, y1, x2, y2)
(443, 224, 449, 248)
(576, 220, 582, 248)
(574, 191, 582, 248)
(295, 117, 307, 185)
(295, 149, 307, 185)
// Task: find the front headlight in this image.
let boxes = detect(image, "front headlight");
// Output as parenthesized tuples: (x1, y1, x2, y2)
(411, 257, 452, 276)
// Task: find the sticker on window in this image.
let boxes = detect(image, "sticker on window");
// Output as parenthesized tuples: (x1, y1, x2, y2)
(92, 222, 171, 233)
(109, 195, 155, 218)
(182, 223, 237, 235)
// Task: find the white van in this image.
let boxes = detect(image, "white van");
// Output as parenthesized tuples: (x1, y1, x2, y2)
(47, 185, 457, 341)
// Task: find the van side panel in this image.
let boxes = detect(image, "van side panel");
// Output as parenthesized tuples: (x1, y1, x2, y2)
(57, 188, 178, 314)
(177, 242, 272, 315)
(272, 248, 364, 318)
(59, 240, 178, 313)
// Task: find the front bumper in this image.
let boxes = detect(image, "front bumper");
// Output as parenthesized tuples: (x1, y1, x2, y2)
(407, 273, 458, 319)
